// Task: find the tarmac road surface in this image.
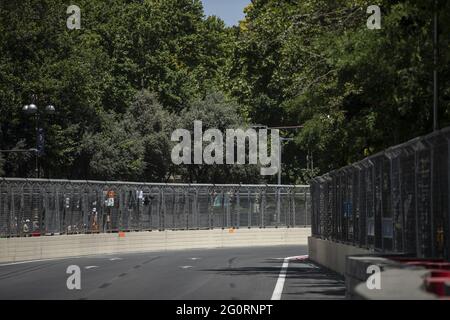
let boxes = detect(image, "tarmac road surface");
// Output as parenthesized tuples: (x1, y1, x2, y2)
(0, 245, 345, 300)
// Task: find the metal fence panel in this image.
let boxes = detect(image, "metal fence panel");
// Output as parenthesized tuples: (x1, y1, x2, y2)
(311, 127, 450, 260)
(0, 180, 309, 237)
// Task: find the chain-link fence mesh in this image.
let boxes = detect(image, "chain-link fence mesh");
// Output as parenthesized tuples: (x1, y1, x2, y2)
(311, 127, 450, 260)
(0, 179, 310, 237)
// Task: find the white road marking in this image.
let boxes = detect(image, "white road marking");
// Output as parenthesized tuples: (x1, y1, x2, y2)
(190, 258, 201, 260)
(0, 252, 130, 267)
(285, 255, 308, 261)
(180, 266, 193, 269)
(270, 255, 312, 300)
(85, 266, 99, 269)
(0, 256, 81, 267)
(271, 258, 290, 300)
(272, 255, 308, 261)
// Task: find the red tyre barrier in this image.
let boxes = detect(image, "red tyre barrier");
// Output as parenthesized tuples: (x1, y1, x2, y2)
(405, 261, 450, 270)
(425, 277, 450, 297)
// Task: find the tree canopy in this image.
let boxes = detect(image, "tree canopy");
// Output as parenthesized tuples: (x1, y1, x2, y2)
(1, 0, 449, 184)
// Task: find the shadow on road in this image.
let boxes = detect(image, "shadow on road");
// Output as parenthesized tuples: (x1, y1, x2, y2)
(200, 258, 346, 300)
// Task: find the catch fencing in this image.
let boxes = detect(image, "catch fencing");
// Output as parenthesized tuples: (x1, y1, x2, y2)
(0, 178, 310, 237)
(311, 127, 450, 260)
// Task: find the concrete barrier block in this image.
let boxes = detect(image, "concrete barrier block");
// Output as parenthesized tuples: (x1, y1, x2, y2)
(353, 267, 436, 300)
(308, 237, 373, 275)
(0, 228, 310, 263)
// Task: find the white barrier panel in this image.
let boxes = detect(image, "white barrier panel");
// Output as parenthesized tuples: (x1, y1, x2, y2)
(0, 227, 311, 263)
(308, 236, 373, 275)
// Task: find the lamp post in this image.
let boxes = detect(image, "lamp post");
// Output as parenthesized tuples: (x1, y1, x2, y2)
(251, 124, 302, 185)
(433, 0, 439, 132)
(278, 137, 294, 185)
(22, 96, 55, 178)
(252, 124, 303, 226)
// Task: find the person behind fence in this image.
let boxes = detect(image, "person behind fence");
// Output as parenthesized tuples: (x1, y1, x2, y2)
(253, 193, 260, 214)
(90, 202, 99, 232)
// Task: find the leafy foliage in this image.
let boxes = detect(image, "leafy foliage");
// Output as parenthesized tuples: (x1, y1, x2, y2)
(1, 0, 449, 184)
(176, 91, 261, 183)
(0, 0, 232, 181)
(229, 0, 450, 178)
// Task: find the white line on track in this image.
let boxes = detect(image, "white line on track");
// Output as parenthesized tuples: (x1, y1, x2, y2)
(285, 255, 308, 261)
(271, 258, 289, 300)
(84, 266, 99, 269)
(0, 253, 127, 267)
(271, 255, 309, 300)
(0, 257, 81, 267)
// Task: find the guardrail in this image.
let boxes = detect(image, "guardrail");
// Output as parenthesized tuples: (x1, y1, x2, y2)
(0, 178, 310, 237)
(310, 127, 450, 260)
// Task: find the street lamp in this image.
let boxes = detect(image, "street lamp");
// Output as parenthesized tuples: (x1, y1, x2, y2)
(22, 97, 56, 178)
(251, 124, 302, 185)
(250, 124, 303, 227)
(22, 104, 55, 114)
(278, 137, 294, 185)
(433, 0, 439, 132)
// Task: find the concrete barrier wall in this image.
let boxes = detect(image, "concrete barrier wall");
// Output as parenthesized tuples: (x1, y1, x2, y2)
(345, 256, 436, 300)
(308, 237, 373, 275)
(0, 228, 310, 263)
(308, 237, 441, 299)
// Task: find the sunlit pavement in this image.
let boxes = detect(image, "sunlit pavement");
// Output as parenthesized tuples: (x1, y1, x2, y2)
(0, 245, 344, 300)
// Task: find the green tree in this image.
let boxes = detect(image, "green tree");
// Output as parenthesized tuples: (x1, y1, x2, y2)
(82, 111, 145, 181)
(0, 0, 232, 180)
(0, 154, 4, 176)
(125, 90, 175, 182)
(176, 91, 261, 183)
(230, 0, 450, 181)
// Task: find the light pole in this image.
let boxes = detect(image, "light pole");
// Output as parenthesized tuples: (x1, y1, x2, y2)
(22, 96, 55, 178)
(251, 124, 302, 226)
(251, 124, 302, 185)
(251, 125, 301, 224)
(278, 137, 294, 185)
(433, 0, 439, 132)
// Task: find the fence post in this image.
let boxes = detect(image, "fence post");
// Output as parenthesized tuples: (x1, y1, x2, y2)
(195, 188, 199, 229)
(276, 187, 281, 227)
(208, 189, 213, 229)
(414, 149, 421, 257)
(447, 137, 450, 261)
(226, 191, 231, 228)
(352, 168, 356, 246)
(261, 189, 266, 228)
(430, 145, 435, 257)
(247, 189, 251, 228)
(236, 189, 240, 228)
(185, 189, 189, 230)
(304, 189, 308, 227)
(381, 157, 385, 252)
(10, 183, 15, 237)
(357, 168, 362, 247)
(292, 188, 296, 227)
(119, 189, 124, 231)
(4, 183, 9, 237)
(160, 187, 165, 230)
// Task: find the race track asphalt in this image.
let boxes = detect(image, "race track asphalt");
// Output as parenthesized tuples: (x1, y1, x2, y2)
(0, 245, 345, 300)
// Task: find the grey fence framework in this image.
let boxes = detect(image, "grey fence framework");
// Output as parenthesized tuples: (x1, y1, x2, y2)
(0, 178, 310, 237)
(311, 127, 450, 260)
